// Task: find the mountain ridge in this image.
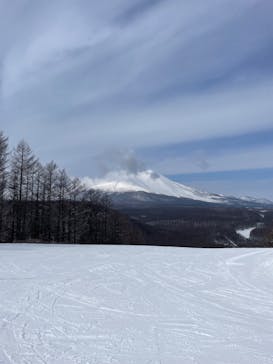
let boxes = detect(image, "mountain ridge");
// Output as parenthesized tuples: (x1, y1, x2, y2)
(82, 169, 273, 207)
(82, 169, 225, 204)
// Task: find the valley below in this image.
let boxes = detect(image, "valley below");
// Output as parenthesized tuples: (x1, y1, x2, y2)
(118, 203, 273, 248)
(84, 169, 273, 248)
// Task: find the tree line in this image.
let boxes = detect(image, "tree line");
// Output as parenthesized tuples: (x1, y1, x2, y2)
(0, 131, 144, 244)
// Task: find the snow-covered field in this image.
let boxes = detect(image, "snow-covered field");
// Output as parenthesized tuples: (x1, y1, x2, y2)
(1, 245, 273, 364)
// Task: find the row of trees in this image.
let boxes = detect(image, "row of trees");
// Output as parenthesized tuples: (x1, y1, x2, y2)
(0, 131, 144, 244)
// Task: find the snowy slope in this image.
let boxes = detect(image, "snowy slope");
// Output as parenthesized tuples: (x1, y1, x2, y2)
(1, 244, 273, 364)
(82, 170, 225, 203)
(240, 196, 273, 205)
(237, 226, 256, 239)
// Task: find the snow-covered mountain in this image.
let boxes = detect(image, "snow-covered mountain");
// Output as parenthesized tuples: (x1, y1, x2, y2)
(82, 169, 273, 207)
(82, 170, 225, 204)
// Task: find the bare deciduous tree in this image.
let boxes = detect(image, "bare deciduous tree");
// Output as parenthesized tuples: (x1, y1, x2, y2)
(0, 132, 144, 245)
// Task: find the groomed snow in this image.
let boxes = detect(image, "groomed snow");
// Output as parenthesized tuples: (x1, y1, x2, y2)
(1, 244, 273, 364)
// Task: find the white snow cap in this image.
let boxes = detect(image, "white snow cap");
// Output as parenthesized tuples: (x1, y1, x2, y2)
(82, 169, 225, 204)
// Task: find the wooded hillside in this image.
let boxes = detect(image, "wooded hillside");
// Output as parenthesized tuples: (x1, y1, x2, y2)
(0, 131, 144, 244)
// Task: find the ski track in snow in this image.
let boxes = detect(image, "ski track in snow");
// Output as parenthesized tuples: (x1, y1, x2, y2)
(0, 244, 273, 364)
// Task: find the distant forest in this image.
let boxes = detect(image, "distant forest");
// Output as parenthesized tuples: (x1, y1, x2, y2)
(0, 131, 144, 244)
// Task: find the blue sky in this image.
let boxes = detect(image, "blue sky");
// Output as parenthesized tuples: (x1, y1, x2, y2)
(0, 0, 273, 198)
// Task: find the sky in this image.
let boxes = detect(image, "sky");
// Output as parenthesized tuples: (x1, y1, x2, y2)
(0, 0, 273, 198)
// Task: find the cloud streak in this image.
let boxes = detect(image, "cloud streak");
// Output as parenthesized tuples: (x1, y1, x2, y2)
(0, 0, 272, 187)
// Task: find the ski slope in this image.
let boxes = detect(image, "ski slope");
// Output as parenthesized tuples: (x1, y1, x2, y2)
(0, 244, 273, 364)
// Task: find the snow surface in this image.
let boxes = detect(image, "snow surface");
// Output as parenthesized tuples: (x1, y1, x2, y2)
(236, 227, 256, 239)
(82, 170, 225, 203)
(1, 244, 273, 364)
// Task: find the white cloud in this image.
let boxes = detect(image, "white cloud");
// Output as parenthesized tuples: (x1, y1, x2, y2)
(0, 0, 272, 176)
